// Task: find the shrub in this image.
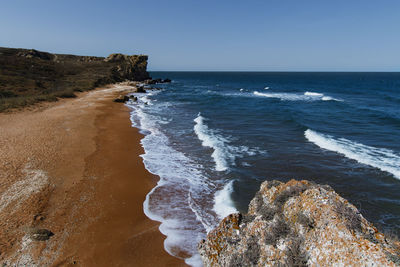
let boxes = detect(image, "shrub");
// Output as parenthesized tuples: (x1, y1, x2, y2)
(0, 90, 17, 98)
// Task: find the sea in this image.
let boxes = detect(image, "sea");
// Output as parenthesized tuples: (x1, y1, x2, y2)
(126, 72, 400, 266)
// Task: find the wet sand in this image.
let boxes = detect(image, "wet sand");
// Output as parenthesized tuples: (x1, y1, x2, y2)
(0, 84, 187, 266)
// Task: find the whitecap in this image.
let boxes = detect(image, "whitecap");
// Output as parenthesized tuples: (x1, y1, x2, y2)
(213, 180, 238, 220)
(304, 91, 323, 97)
(193, 113, 263, 171)
(305, 129, 400, 180)
(254, 91, 341, 102)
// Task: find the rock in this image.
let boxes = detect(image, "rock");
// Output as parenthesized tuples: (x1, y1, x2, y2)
(144, 79, 156, 85)
(113, 95, 129, 103)
(198, 179, 400, 267)
(29, 228, 54, 241)
(17, 49, 54, 60)
(144, 78, 168, 84)
(104, 53, 126, 62)
(129, 95, 138, 101)
(136, 86, 146, 93)
(107, 54, 150, 81)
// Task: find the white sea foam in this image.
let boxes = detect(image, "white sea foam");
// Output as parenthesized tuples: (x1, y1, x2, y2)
(305, 129, 400, 180)
(127, 96, 220, 267)
(213, 180, 238, 220)
(194, 114, 233, 171)
(304, 91, 323, 96)
(253, 91, 341, 102)
(264, 86, 270, 90)
(127, 93, 260, 266)
(193, 113, 262, 171)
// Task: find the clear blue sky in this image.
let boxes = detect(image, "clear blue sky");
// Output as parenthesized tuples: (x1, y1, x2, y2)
(1, 0, 399, 71)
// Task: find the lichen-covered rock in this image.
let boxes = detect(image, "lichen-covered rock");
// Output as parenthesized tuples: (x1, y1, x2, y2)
(198, 180, 400, 266)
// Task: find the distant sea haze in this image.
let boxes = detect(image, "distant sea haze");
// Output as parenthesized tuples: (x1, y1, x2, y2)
(127, 71, 400, 267)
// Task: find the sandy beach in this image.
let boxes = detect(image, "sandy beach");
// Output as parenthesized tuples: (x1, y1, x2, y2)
(0, 84, 186, 266)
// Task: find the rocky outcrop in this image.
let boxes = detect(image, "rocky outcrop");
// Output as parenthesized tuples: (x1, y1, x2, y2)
(106, 53, 150, 82)
(198, 180, 400, 266)
(0, 47, 150, 111)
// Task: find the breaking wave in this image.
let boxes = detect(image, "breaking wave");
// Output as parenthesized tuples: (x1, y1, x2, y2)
(305, 129, 400, 180)
(213, 180, 238, 220)
(194, 113, 263, 171)
(254, 91, 341, 102)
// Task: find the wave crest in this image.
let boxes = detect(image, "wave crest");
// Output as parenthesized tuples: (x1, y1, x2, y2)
(305, 129, 400, 179)
(194, 113, 263, 171)
(254, 91, 341, 102)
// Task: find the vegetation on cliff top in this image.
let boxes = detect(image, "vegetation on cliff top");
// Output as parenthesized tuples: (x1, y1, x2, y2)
(0, 47, 149, 111)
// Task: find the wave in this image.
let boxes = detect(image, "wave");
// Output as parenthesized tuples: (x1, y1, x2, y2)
(193, 113, 263, 171)
(194, 114, 232, 171)
(254, 91, 342, 102)
(213, 180, 238, 220)
(304, 91, 323, 97)
(127, 95, 220, 267)
(305, 129, 400, 180)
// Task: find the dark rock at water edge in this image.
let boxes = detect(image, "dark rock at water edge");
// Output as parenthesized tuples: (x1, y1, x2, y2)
(129, 95, 138, 101)
(136, 86, 146, 93)
(144, 78, 171, 85)
(113, 95, 130, 103)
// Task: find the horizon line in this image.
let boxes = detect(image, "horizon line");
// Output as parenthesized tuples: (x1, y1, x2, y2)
(149, 70, 400, 73)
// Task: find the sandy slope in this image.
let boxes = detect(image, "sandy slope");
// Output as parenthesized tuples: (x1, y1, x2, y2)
(0, 84, 186, 266)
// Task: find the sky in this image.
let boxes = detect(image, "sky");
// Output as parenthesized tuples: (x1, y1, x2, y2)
(1, 0, 399, 71)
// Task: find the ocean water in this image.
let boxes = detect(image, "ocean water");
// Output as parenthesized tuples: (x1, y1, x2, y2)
(127, 72, 400, 266)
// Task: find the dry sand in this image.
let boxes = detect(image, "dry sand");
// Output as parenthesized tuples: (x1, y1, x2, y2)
(0, 84, 187, 266)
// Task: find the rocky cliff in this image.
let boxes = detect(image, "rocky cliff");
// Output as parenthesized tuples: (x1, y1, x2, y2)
(0, 47, 150, 111)
(198, 180, 400, 266)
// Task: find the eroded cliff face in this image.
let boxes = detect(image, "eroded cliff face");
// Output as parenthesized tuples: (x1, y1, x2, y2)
(104, 53, 149, 82)
(198, 180, 400, 266)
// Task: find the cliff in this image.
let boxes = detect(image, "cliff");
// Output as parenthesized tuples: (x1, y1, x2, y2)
(0, 47, 150, 111)
(198, 180, 400, 266)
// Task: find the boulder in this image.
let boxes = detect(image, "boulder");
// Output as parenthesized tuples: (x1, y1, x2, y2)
(29, 228, 54, 241)
(113, 95, 129, 103)
(136, 86, 146, 93)
(198, 179, 400, 266)
(162, 78, 171, 83)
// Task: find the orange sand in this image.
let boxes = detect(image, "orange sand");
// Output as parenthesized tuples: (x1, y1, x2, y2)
(0, 84, 187, 266)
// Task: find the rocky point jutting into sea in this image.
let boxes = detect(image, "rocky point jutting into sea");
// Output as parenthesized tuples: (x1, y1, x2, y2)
(198, 179, 400, 266)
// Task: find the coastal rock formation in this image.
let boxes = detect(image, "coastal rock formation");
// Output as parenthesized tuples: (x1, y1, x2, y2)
(106, 53, 150, 82)
(198, 180, 400, 266)
(0, 47, 150, 111)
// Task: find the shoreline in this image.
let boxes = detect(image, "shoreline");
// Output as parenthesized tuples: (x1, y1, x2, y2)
(0, 84, 186, 266)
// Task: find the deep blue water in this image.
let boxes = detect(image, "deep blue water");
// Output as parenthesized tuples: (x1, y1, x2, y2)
(128, 72, 400, 266)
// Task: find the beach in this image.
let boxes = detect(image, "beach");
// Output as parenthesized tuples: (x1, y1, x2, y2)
(0, 84, 186, 266)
